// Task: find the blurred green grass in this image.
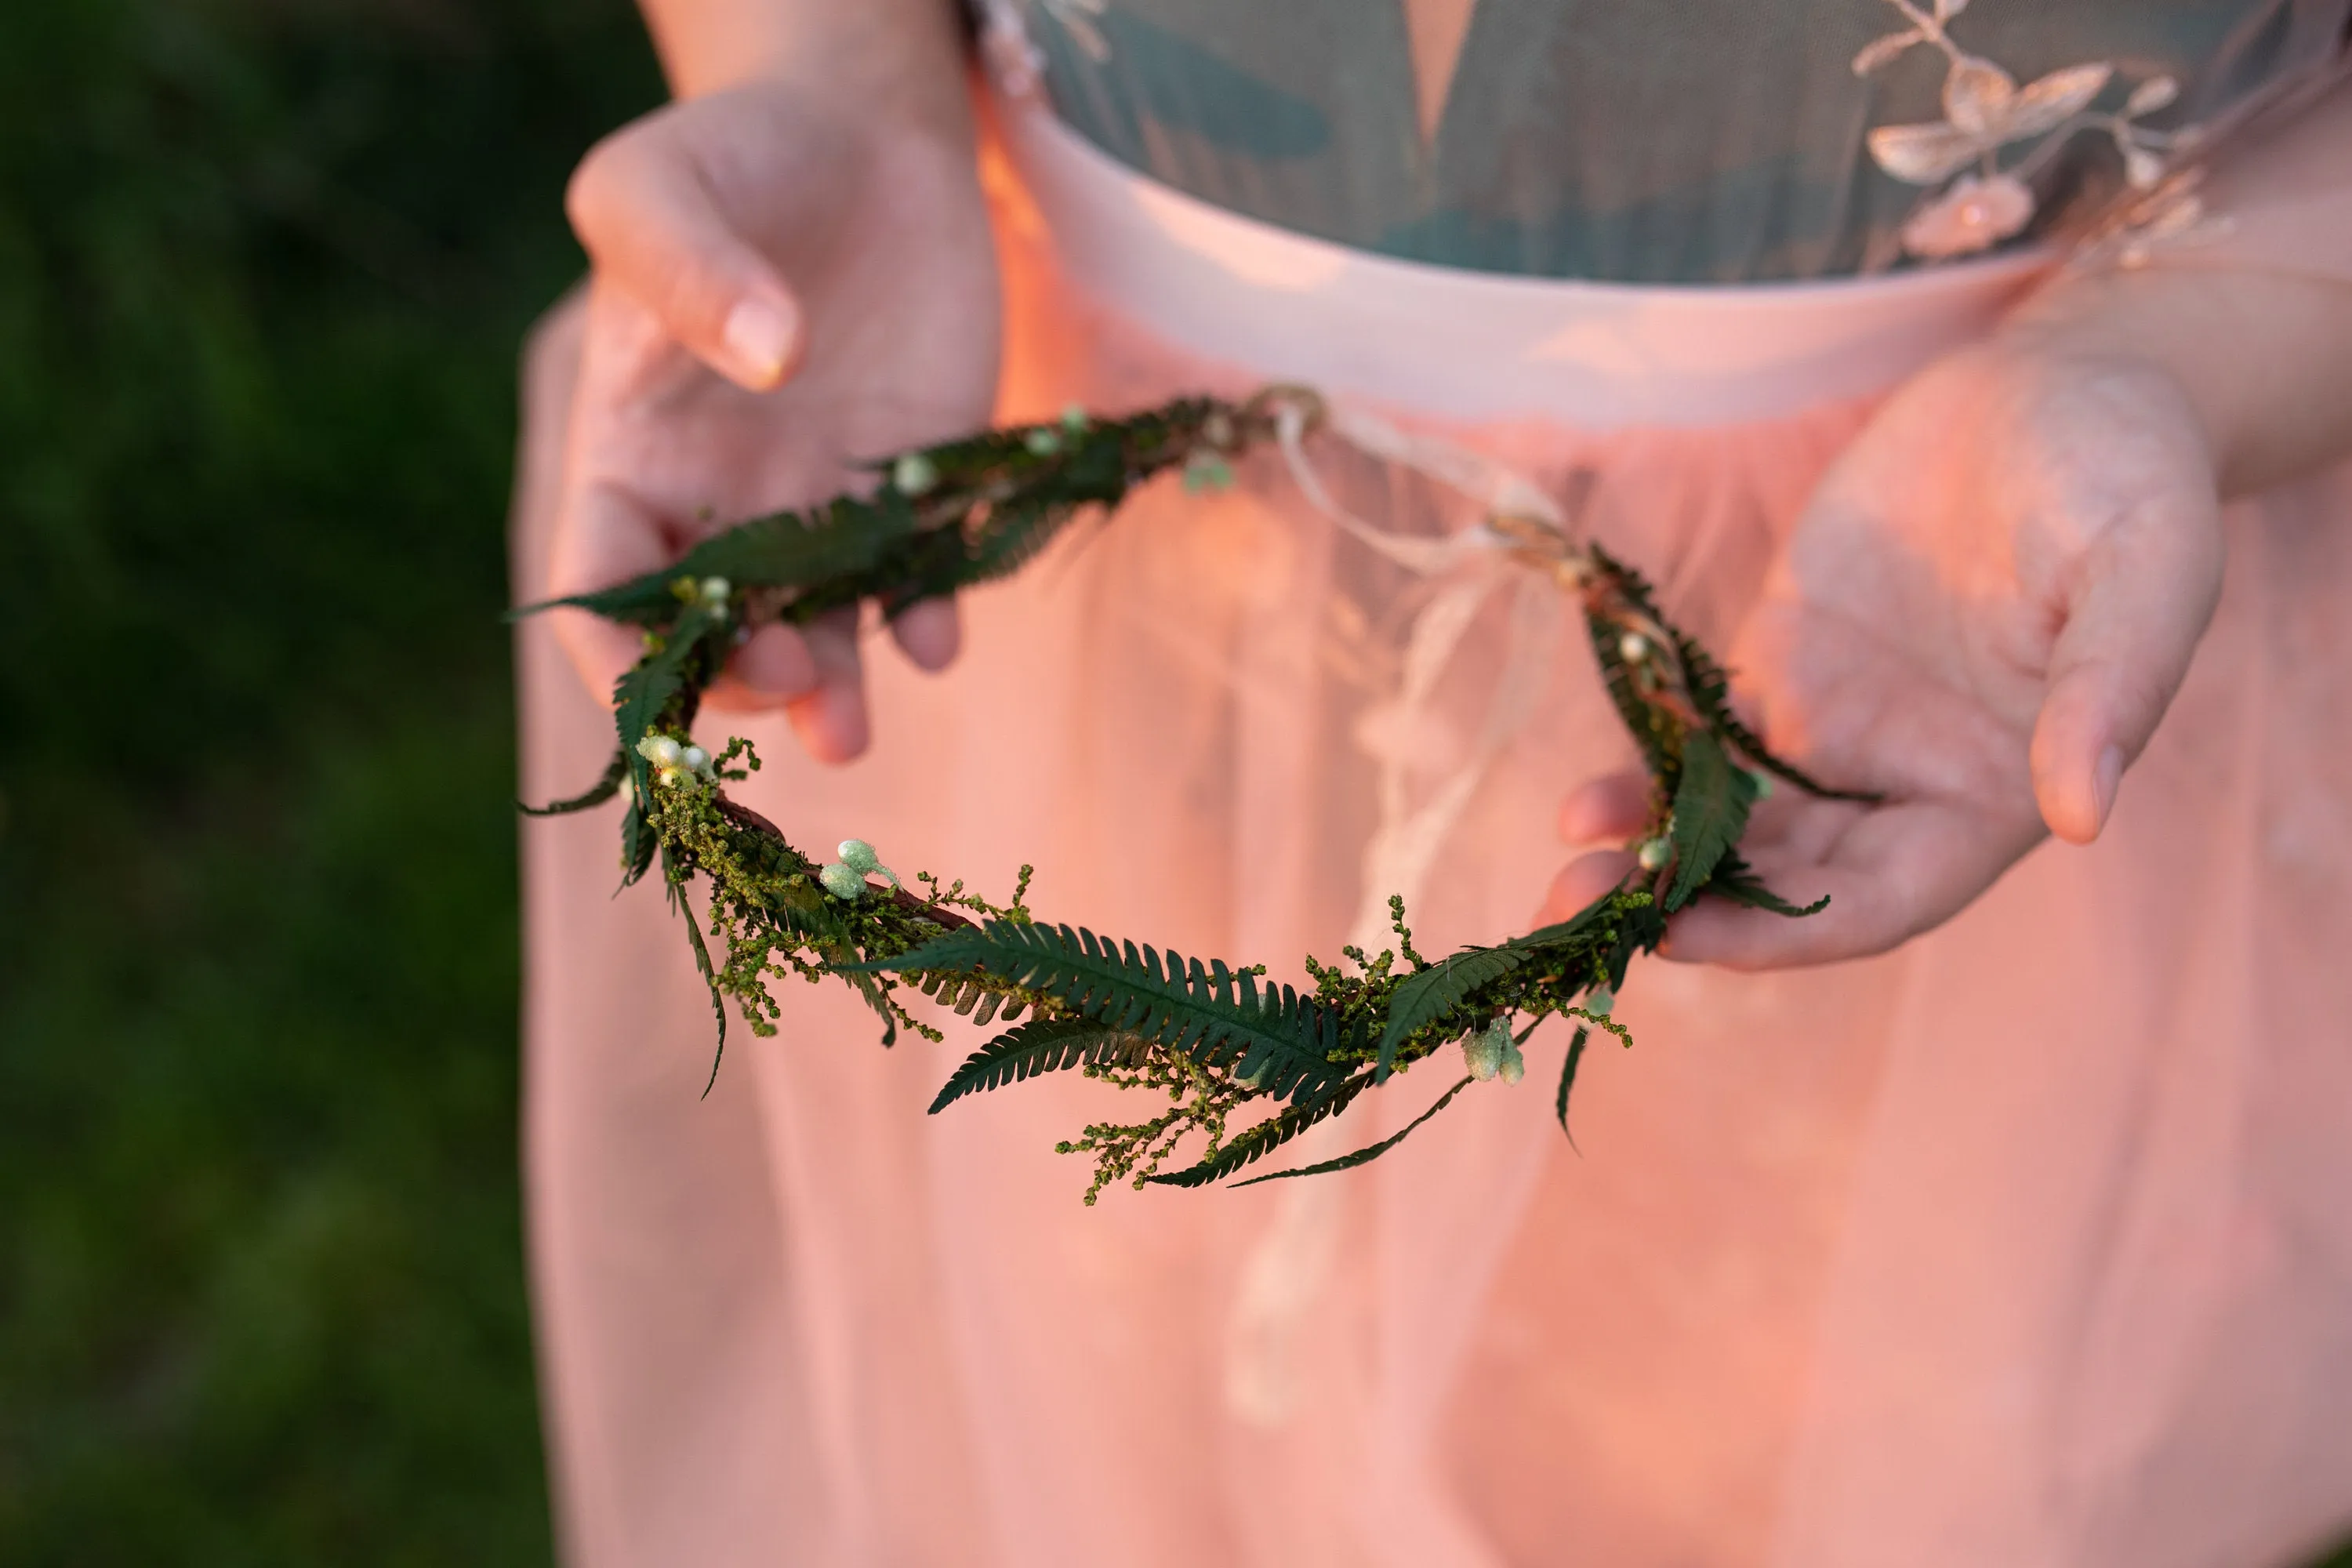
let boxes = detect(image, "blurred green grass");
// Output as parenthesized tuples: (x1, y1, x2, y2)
(0, 0, 658, 1560)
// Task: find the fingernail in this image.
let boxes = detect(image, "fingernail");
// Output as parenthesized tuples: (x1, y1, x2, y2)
(721, 296, 795, 389)
(2092, 744, 2124, 831)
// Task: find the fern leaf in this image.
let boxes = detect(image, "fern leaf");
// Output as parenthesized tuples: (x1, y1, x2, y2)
(1232, 1074, 1475, 1186)
(521, 747, 627, 817)
(1554, 1025, 1591, 1148)
(1666, 729, 1756, 911)
(612, 604, 726, 884)
(869, 922, 1338, 1099)
(1377, 946, 1526, 1079)
(1705, 852, 1830, 916)
(523, 492, 923, 623)
(1145, 1072, 1377, 1189)
(1512, 888, 1620, 953)
(664, 845, 728, 1098)
(1584, 546, 1682, 779)
(928, 1017, 1148, 1112)
(1674, 634, 1875, 803)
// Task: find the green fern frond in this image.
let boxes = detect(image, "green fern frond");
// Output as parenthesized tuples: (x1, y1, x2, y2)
(1377, 946, 1526, 1078)
(613, 604, 727, 884)
(1232, 1073, 1476, 1185)
(1705, 852, 1830, 917)
(871, 922, 1340, 1100)
(521, 747, 626, 817)
(1145, 1071, 1377, 1189)
(1671, 630, 1875, 804)
(524, 492, 924, 624)
(1665, 729, 1757, 912)
(928, 1017, 1149, 1112)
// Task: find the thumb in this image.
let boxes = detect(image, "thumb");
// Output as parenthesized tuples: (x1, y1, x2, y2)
(565, 118, 803, 392)
(2029, 495, 2223, 844)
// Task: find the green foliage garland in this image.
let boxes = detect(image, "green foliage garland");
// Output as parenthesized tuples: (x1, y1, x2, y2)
(517, 390, 1853, 1202)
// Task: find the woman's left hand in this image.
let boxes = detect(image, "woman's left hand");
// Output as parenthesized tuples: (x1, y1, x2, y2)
(1540, 325, 2227, 966)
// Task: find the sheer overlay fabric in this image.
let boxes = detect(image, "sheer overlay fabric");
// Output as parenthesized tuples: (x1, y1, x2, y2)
(514, 97, 2352, 1566)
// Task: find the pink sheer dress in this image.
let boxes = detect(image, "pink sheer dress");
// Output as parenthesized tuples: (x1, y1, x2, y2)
(513, 9, 2352, 1565)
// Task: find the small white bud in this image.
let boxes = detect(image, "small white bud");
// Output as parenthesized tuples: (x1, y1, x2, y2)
(681, 745, 711, 775)
(1617, 631, 1650, 663)
(818, 862, 867, 901)
(891, 452, 938, 496)
(1024, 426, 1062, 456)
(655, 766, 687, 790)
(698, 576, 731, 607)
(1585, 987, 1614, 1017)
(1059, 401, 1090, 431)
(1636, 837, 1670, 871)
(837, 838, 880, 873)
(637, 735, 684, 770)
(1497, 1040, 1526, 1086)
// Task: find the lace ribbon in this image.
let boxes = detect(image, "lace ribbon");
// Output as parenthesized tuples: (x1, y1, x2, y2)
(1225, 401, 1578, 1426)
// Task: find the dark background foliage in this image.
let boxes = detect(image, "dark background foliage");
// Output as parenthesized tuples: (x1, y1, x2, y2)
(0, 0, 657, 1559)
(0, 0, 2347, 1563)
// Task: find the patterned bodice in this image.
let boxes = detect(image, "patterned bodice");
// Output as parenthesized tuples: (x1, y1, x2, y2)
(985, 0, 2350, 281)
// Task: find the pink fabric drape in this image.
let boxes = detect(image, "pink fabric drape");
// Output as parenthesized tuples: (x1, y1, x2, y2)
(512, 99, 2352, 1568)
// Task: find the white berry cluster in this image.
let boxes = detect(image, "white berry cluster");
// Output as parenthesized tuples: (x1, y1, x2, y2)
(817, 838, 902, 902)
(1462, 1017, 1526, 1085)
(636, 733, 715, 792)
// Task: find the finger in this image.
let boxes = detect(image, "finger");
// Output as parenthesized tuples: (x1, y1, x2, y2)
(567, 118, 803, 393)
(783, 607, 870, 764)
(546, 481, 673, 708)
(703, 622, 818, 713)
(1661, 794, 2034, 968)
(889, 596, 961, 673)
(2028, 495, 2223, 844)
(1537, 849, 1638, 926)
(1558, 770, 1651, 845)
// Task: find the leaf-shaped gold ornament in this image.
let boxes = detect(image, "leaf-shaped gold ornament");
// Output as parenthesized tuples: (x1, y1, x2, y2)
(1942, 56, 2018, 137)
(2125, 74, 2180, 116)
(1867, 120, 1986, 184)
(2004, 62, 2114, 140)
(1851, 29, 1922, 76)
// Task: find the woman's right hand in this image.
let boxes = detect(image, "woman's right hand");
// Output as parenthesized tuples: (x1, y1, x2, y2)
(546, 74, 1000, 761)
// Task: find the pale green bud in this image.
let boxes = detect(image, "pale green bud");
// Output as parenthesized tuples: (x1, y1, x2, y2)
(637, 735, 684, 770)
(698, 576, 731, 607)
(837, 838, 880, 873)
(1024, 426, 1062, 456)
(818, 862, 866, 901)
(1463, 1017, 1512, 1081)
(891, 452, 938, 496)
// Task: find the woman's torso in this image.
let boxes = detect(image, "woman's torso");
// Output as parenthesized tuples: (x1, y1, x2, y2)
(995, 0, 2348, 281)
